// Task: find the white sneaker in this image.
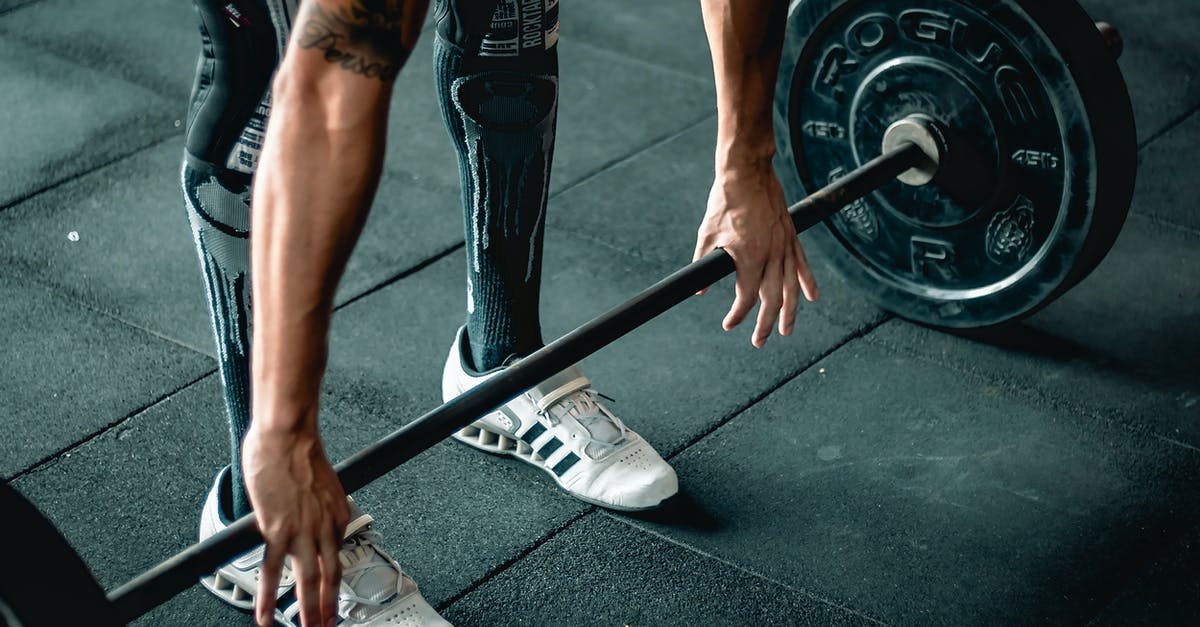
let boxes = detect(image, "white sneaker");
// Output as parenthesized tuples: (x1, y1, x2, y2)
(442, 327, 678, 511)
(199, 467, 452, 626)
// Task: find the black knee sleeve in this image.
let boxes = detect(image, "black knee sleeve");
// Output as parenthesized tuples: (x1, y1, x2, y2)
(434, 0, 559, 58)
(185, 0, 295, 173)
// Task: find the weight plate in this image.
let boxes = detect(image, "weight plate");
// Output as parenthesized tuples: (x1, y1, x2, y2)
(0, 483, 119, 626)
(773, 0, 1137, 328)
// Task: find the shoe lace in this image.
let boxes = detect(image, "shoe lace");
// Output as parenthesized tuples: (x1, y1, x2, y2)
(336, 527, 404, 618)
(542, 389, 629, 458)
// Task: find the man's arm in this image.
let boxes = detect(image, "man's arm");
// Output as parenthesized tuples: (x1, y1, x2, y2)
(694, 0, 818, 348)
(244, 2, 426, 626)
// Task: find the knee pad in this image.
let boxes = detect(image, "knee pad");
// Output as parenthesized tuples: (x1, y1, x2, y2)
(435, 0, 559, 57)
(452, 71, 557, 278)
(185, 0, 294, 172)
(182, 163, 251, 296)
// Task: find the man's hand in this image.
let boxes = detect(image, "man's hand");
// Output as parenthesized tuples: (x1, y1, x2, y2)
(242, 427, 350, 627)
(697, 0, 817, 346)
(694, 161, 818, 347)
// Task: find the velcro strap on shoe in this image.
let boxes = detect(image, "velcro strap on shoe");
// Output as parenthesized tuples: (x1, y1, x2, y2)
(345, 497, 375, 538)
(532, 366, 592, 412)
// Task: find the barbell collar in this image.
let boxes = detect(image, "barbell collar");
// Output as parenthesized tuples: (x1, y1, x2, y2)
(106, 139, 925, 624)
(881, 115, 945, 186)
(1095, 22, 1123, 59)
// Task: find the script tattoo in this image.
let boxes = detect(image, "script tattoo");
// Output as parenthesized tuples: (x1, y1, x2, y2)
(296, 0, 423, 81)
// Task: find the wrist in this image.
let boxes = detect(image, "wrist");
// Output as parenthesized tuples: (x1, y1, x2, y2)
(714, 136, 776, 173)
(714, 153, 777, 185)
(248, 395, 320, 437)
(242, 423, 325, 474)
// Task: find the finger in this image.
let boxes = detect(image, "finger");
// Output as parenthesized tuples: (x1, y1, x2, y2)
(753, 253, 784, 347)
(794, 238, 819, 302)
(780, 248, 800, 336)
(318, 522, 343, 627)
(724, 255, 763, 331)
(291, 537, 323, 627)
(256, 541, 287, 627)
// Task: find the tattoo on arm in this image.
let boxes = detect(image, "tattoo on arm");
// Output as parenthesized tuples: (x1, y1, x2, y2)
(296, 0, 424, 81)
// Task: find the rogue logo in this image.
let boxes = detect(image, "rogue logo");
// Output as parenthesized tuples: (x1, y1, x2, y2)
(813, 9, 1040, 126)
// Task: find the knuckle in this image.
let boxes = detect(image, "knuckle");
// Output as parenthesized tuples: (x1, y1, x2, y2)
(262, 528, 289, 546)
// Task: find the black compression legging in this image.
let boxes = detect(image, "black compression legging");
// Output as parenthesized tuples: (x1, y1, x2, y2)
(182, 0, 296, 519)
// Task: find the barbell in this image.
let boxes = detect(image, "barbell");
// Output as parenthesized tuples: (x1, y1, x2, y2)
(0, 0, 1134, 624)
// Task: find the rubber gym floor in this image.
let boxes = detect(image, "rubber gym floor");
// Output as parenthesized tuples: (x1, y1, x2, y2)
(2, 1, 1197, 625)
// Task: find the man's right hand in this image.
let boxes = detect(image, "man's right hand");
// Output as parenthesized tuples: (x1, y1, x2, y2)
(694, 160, 819, 347)
(242, 427, 350, 627)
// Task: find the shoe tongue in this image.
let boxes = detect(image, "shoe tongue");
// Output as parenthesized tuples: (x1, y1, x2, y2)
(340, 536, 400, 619)
(555, 396, 623, 462)
(574, 409, 622, 444)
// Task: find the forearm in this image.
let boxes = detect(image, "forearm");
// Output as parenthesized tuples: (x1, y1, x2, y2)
(250, 74, 389, 434)
(701, 0, 786, 170)
(247, 0, 425, 437)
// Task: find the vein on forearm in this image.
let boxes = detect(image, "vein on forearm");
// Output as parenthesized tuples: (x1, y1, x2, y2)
(702, 0, 788, 162)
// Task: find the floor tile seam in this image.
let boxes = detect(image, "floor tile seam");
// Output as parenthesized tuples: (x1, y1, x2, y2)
(544, 220, 672, 267)
(0, 0, 41, 18)
(1128, 208, 1200, 237)
(860, 329, 1124, 426)
(0, 24, 186, 104)
(434, 507, 596, 612)
(0, 131, 181, 214)
(549, 110, 717, 201)
(1152, 434, 1200, 455)
(4, 368, 218, 484)
(858, 329, 1199, 456)
(599, 510, 890, 625)
(1137, 100, 1200, 150)
(663, 316, 892, 461)
(1, 13, 434, 102)
(570, 37, 714, 87)
(4, 268, 216, 359)
(332, 241, 465, 313)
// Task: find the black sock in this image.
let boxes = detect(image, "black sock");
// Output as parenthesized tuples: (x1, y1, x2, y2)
(433, 24, 559, 371)
(182, 160, 255, 520)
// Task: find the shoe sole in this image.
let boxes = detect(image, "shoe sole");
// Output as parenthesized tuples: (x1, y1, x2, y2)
(199, 571, 256, 610)
(450, 420, 669, 512)
(200, 569, 296, 626)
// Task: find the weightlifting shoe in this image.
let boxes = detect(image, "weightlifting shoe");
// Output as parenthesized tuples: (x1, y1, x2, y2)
(199, 467, 451, 626)
(442, 327, 678, 511)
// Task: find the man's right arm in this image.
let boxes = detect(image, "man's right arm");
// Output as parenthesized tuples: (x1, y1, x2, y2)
(244, 2, 426, 626)
(693, 0, 819, 348)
